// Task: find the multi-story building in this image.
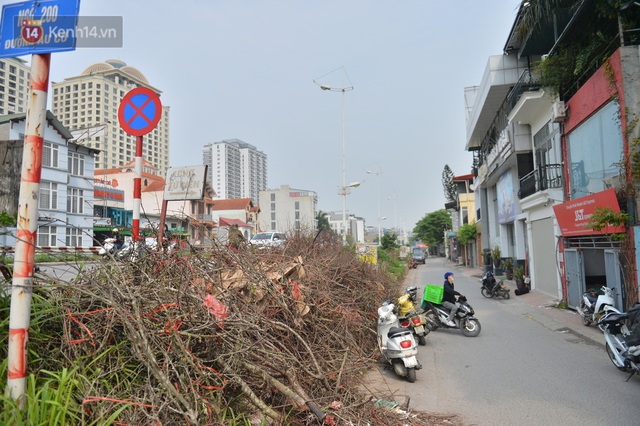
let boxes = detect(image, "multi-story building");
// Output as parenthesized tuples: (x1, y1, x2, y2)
(0, 58, 30, 115)
(258, 185, 317, 233)
(466, 2, 640, 309)
(0, 111, 98, 248)
(203, 139, 267, 203)
(326, 211, 365, 243)
(51, 59, 170, 174)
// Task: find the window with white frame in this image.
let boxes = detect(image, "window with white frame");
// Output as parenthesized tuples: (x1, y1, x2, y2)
(67, 188, 84, 214)
(38, 225, 57, 246)
(65, 227, 82, 246)
(42, 141, 59, 168)
(68, 152, 85, 176)
(39, 181, 58, 210)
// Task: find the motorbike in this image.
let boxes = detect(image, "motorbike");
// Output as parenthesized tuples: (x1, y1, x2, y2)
(480, 271, 510, 299)
(422, 295, 482, 337)
(377, 301, 421, 382)
(396, 286, 432, 346)
(99, 237, 158, 262)
(597, 310, 640, 380)
(579, 286, 622, 331)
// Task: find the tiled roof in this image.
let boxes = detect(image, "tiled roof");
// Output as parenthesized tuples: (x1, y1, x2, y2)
(218, 217, 250, 227)
(211, 198, 253, 211)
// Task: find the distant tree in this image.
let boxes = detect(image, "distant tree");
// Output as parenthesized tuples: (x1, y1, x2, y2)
(457, 221, 477, 245)
(413, 210, 452, 248)
(442, 165, 457, 204)
(380, 232, 399, 250)
(316, 210, 331, 231)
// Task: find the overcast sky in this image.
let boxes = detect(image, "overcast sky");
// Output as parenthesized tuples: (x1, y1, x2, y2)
(7, 0, 522, 233)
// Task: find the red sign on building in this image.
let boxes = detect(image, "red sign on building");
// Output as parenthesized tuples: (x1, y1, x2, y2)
(552, 188, 625, 237)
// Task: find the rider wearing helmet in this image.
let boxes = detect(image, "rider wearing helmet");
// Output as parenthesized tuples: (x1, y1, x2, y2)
(112, 228, 124, 250)
(442, 272, 464, 327)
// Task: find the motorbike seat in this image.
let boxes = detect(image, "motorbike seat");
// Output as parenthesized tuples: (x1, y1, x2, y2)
(387, 326, 411, 339)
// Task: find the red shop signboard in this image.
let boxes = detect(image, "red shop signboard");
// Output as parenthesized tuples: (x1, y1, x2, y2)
(552, 188, 625, 237)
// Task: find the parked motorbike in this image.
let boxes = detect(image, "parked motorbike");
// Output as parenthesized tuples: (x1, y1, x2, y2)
(397, 286, 432, 346)
(377, 301, 421, 382)
(480, 271, 510, 299)
(597, 310, 640, 380)
(579, 286, 621, 331)
(422, 295, 482, 337)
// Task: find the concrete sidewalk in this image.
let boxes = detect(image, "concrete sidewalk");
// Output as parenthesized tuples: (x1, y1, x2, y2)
(452, 261, 605, 348)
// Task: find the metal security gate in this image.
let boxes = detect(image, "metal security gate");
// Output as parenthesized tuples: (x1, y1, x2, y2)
(604, 249, 623, 310)
(565, 249, 584, 308)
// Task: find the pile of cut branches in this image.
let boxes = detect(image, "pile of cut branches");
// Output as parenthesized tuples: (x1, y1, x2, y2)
(4, 232, 462, 425)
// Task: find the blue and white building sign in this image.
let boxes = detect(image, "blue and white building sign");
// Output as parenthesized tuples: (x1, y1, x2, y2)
(0, 0, 80, 58)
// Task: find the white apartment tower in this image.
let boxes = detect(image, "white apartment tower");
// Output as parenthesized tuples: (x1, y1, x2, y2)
(0, 57, 30, 115)
(51, 59, 170, 173)
(203, 139, 267, 203)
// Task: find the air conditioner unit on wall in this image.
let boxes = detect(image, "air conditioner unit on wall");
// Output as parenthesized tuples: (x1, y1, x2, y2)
(551, 101, 566, 122)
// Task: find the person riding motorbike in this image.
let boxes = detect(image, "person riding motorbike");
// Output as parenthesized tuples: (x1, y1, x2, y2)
(112, 228, 124, 251)
(442, 272, 464, 326)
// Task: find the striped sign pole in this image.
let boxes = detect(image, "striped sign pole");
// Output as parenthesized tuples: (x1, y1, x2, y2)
(7, 53, 50, 403)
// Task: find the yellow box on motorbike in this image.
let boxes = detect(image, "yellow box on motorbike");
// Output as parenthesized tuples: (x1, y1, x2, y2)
(422, 284, 443, 304)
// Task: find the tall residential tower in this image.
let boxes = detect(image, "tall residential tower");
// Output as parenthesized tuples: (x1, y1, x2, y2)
(203, 139, 267, 203)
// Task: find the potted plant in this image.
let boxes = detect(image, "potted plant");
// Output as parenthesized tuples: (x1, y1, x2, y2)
(513, 265, 525, 288)
(491, 246, 501, 268)
(502, 258, 514, 280)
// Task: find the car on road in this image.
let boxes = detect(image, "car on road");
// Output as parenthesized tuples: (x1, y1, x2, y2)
(412, 248, 426, 264)
(250, 232, 286, 248)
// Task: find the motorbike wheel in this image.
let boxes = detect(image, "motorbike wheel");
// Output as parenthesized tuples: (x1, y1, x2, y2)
(461, 318, 481, 337)
(406, 368, 416, 383)
(606, 342, 632, 372)
(424, 310, 439, 331)
(580, 301, 592, 326)
(418, 335, 427, 346)
(481, 287, 493, 298)
(502, 290, 510, 300)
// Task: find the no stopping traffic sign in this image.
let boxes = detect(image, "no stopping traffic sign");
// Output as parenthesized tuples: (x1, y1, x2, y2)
(118, 87, 162, 136)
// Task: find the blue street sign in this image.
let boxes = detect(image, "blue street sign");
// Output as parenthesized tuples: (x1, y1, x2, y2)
(0, 0, 80, 58)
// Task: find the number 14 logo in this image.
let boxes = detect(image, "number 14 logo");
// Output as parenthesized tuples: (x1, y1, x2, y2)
(21, 20, 43, 44)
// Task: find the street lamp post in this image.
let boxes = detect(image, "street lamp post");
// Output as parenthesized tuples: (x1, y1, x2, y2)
(366, 167, 383, 245)
(314, 66, 354, 243)
(388, 192, 398, 234)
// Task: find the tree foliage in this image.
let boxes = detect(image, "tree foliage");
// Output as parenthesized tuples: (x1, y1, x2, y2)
(413, 210, 452, 248)
(442, 165, 456, 204)
(380, 232, 399, 250)
(457, 221, 477, 245)
(316, 210, 331, 231)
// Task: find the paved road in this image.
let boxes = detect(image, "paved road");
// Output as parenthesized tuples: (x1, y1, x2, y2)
(365, 256, 640, 426)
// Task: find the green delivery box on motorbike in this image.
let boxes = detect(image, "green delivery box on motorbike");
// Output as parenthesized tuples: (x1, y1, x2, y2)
(421, 284, 443, 310)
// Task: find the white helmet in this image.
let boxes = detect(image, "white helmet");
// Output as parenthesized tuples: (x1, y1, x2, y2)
(113, 228, 119, 233)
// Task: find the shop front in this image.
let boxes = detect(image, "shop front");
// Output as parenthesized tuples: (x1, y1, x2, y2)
(553, 189, 626, 310)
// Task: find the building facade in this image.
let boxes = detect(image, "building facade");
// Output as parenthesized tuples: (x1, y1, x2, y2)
(466, 2, 640, 309)
(51, 59, 170, 173)
(258, 185, 317, 233)
(0, 58, 30, 115)
(0, 112, 98, 248)
(203, 139, 267, 204)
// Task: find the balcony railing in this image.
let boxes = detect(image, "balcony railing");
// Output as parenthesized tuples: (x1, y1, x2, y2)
(518, 164, 563, 199)
(506, 68, 541, 113)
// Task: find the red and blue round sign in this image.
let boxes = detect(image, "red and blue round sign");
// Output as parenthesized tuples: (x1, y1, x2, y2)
(118, 87, 162, 136)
